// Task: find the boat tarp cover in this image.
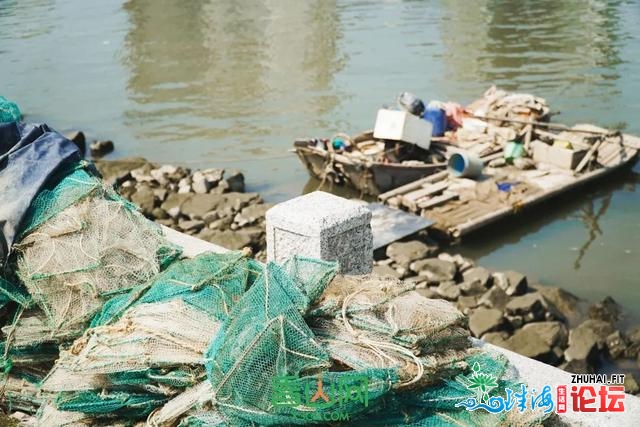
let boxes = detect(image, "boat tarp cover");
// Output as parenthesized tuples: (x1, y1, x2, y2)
(0, 122, 81, 266)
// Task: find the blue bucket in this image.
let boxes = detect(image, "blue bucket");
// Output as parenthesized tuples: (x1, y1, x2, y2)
(448, 152, 484, 178)
(423, 105, 447, 137)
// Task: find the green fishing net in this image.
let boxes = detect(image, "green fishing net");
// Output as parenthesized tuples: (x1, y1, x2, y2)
(0, 159, 554, 427)
(0, 96, 21, 123)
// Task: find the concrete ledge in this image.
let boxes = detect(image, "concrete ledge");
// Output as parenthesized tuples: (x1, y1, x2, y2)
(474, 339, 640, 426)
(161, 225, 228, 257)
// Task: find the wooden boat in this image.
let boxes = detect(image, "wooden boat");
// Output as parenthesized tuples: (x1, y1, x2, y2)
(293, 87, 550, 196)
(378, 124, 640, 240)
(293, 131, 446, 196)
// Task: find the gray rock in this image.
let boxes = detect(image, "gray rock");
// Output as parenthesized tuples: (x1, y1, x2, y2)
(202, 211, 219, 225)
(151, 207, 169, 220)
(564, 319, 615, 367)
(65, 130, 86, 156)
(481, 331, 509, 347)
(416, 287, 438, 299)
(179, 219, 205, 233)
(208, 217, 234, 231)
(395, 266, 409, 279)
(118, 182, 136, 199)
(505, 292, 546, 322)
(224, 192, 261, 213)
(625, 327, 640, 359)
(192, 179, 212, 194)
(94, 157, 152, 186)
(90, 140, 114, 157)
(167, 166, 188, 183)
(588, 296, 621, 323)
(521, 321, 568, 348)
(157, 164, 178, 176)
(150, 168, 169, 186)
(469, 307, 504, 337)
(449, 254, 474, 272)
(202, 168, 224, 184)
(167, 207, 181, 219)
(530, 284, 585, 327)
(505, 328, 557, 364)
(478, 286, 509, 311)
(435, 281, 461, 301)
(624, 374, 639, 395)
(153, 188, 168, 203)
(457, 295, 479, 314)
(178, 177, 192, 188)
(178, 185, 192, 194)
(180, 194, 226, 219)
(155, 218, 176, 227)
(605, 331, 627, 359)
(562, 359, 594, 375)
(234, 203, 271, 227)
(462, 266, 491, 288)
(459, 279, 487, 296)
(212, 179, 230, 194)
(237, 226, 265, 247)
(192, 171, 213, 194)
(505, 315, 524, 329)
(130, 184, 156, 214)
(130, 164, 155, 183)
(386, 240, 435, 268)
(197, 229, 252, 250)
(577, 319, 617, 346)
(160, 193, 191, 214)
(225, 170, 245, 192)
(494, 270, 528, 296)
(410, 258, 457, 282)
(372, 264, 402, 279)
(437, 252, 455, 263)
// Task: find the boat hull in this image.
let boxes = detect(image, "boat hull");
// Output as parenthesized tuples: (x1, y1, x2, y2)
(294, 145, 444, 196)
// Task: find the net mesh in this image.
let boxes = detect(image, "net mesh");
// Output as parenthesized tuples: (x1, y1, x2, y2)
(13, 184, 181, 338)
(0, 96, 21, 123)
(0, 161, 554, 426)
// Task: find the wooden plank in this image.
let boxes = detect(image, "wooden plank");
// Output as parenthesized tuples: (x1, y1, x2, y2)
(378, 170, 449, 202)
(574, 139, 603, 175)
(418, 192, 459, 210)
(400, 181, 449, 211)
(387, 196, 401, 208)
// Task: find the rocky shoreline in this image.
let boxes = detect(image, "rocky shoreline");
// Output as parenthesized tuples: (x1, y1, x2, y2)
(94, 157, 271, 261)
(375, 240, 640, 394)
(91, 152, 639, 396)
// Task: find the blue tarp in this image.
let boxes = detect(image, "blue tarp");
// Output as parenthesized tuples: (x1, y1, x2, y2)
(0, 122, 81, 266)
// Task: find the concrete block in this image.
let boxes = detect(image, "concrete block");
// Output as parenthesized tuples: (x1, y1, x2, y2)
(266, 191, 373, 274)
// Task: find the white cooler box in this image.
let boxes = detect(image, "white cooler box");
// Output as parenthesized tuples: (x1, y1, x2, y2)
(373, 109, 432, 150)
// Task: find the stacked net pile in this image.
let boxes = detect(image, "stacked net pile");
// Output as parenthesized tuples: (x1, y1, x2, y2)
(38, 251, 259, 425)
(151, 258, 553, 427)
(0, 162, 182, 418)
(0, 161, 554, 426)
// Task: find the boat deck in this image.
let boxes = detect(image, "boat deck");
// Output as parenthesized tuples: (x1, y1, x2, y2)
(378, 125, 640, 240)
